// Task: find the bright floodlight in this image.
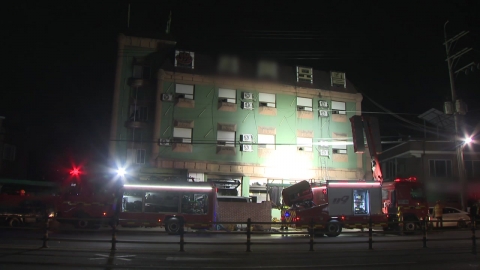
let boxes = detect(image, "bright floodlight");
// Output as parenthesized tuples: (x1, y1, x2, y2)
(116, 167, 126, 177)
(464, 137, 472, 144)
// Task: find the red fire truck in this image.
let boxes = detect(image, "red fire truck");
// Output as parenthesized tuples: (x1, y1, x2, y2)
(282, 180, 388, 237)
(381, 176, 428, 232)
(118, 181, 217, 234)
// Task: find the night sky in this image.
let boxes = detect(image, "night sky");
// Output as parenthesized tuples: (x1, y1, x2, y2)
(3, 1, 479, 180)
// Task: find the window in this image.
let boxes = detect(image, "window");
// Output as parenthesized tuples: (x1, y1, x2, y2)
(136, 149, 146, 164)
(2, 144, 16, 161)
(297, 137, 313, 151)
(173, 127, 192, 143)
(218, 88, 236, 104)
(429, 160, 452, 178)
(129, 105, 148, 121)
(126, 149, 146, 164)
(258, 134, 275, 149)
(181, 193, 209, 215)
(176, 84, 194, 100)
(331, 101, 346, 115)
(297, 97, 313, 111)
(145, 191, 180, 213)
(217, 130, 235, 147)
(465, 160, 480, 178)
(259, 93, 276, 108)
(332, 141, 347, 154)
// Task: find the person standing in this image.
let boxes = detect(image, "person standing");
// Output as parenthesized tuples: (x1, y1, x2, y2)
(434, 200, 444, 228)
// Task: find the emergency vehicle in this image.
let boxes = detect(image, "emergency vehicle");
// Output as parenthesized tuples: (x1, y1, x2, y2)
(282, 180, 388, 237)
(381, 176, 428, 232)
(118, 181, 217, 234)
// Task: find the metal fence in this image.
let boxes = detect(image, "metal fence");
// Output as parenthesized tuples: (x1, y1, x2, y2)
(0, 216, 478, 255)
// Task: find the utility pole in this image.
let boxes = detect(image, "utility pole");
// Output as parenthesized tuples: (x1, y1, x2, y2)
(443, 21, 471, 211)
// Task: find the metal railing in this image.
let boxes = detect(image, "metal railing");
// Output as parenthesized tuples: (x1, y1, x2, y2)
(0, 216, 477, 255)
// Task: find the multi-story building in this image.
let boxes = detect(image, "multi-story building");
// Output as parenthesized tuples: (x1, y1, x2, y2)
(108, 33, 367, 213)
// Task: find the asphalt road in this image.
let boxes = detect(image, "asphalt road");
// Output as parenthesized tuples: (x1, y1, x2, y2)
(0, 225, 478, 269)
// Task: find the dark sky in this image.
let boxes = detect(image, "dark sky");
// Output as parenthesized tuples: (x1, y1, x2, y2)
(3, 1, 479, 179)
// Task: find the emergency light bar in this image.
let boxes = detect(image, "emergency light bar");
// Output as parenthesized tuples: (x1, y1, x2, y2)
(123, 184, 212, 191)
(327, 182, 381, 188)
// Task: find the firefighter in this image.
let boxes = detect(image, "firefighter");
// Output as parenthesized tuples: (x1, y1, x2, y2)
(433, 200, 444, 228)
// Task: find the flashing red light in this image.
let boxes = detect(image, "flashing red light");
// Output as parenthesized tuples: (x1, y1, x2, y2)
(103, 212, 106, 216)
(322, 189, 327, 194)
(341, 215, 345, 221)
(70, 168, 80, 176)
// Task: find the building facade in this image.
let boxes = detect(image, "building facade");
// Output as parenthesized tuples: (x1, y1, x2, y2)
(379, 140, 480, 209)
(109, 33, 367, 211)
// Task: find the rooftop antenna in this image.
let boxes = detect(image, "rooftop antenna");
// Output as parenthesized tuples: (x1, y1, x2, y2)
(166, 10, 172, 34)
(127, 3, 131, 29)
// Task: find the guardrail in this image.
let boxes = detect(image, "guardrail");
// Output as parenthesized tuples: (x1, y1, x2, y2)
(0, 216, 478, 255)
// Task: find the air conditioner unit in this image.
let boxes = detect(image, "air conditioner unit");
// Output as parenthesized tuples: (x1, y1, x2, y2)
(297, 66, 313, 82)
(266, 103, 275, 108)
(242, 102, 253, 110)
(318, 110, 329, 117)
(241, 144, 253, 152)
(161, 94, 173, 101)
(243, 92, 253, 100)
(159, 138, 170, 146)
(318, 100, 328, 108)
(241, 134, 253, 142)
(320, 149, 329, 156)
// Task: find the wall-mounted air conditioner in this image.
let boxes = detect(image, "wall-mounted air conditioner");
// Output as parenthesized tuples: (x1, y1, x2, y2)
(241, 144, 253, 152)
(320, 149, 329, 156)
(241, 134, 253, 142)
(243, 92, 253, 100)
(161, 94, 173, 101)
(318, 110, 329, 117)
(242, 102, 253, 110)
(297, 66, 313, 82)
(318, 100, 328, 108)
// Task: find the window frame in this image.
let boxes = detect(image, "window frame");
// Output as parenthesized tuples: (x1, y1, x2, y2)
(175, 84, 195, 100)
(429, 159, 452, 178)
(217, 130, 236, 147)
(331, 101, 346, 115)
(297, 137, 313, 152)
(297, 97, 313, 111)
(173, 127, 193, 144)
(218, 88, 237, 104)
(259, 93, 276, 108)
(258, 134, 275, 150)
(332, 140, 348, 154)
(136, 149, 146, 164)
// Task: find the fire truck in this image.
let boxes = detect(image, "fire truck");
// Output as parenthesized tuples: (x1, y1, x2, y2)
(0, 177, 117, 229)
(381, 176, 428, 232)
(282, 180, 387, 237)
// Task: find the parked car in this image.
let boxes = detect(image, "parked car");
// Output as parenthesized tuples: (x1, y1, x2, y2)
(428, 207, 471, 228)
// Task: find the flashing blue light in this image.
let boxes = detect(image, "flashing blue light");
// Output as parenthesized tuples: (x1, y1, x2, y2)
(285, 211, 291, 218)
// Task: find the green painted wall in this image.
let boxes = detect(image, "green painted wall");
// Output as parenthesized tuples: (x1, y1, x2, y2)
(157, 82, 358, 171)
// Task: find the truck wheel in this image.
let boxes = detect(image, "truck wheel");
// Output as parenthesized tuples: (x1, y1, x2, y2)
(75, 213, 91, 229)
(403, 218, 417, 233)
(165, 218, 181, 234)
(9, 218, 21, 227)
(325, 220, 342, 237)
